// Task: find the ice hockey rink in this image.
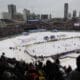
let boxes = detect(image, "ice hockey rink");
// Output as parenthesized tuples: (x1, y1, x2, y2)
(0, 31, 80, 69)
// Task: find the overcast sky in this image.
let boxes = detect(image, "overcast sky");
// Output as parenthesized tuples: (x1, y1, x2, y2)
(0, 0, 80, 18)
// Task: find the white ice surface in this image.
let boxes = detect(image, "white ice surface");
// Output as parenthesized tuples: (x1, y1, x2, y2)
(0, 31, 80, 69)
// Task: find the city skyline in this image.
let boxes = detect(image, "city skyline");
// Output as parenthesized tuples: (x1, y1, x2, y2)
(0, 0, 80, 18)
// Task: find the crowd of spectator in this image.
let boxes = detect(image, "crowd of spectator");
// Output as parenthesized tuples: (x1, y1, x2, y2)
(0, 52, 80, 80)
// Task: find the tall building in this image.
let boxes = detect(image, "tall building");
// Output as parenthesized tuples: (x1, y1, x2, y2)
(73, 10, 77, 19)
(78, 12, 80, 19)
(68, 13, 72, 19)
(23, 9, 30, 21)
(64, 3, 68, 20)
(8, 4, 17, 19)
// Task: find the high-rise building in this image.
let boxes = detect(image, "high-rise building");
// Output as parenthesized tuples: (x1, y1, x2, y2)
(78, 12, 80, 19)
(23, 9, 30, 21)
(73, 10, 77, 19)
(8, 4, 17, 19)
(64, 3, 68, 20)
(68, 13, 72, 19)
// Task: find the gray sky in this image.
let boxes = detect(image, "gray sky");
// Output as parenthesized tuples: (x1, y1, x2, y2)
(0, 0, 80, 18)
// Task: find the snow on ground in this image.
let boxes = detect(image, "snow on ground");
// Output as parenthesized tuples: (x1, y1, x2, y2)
(0, 31, 80, 69)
